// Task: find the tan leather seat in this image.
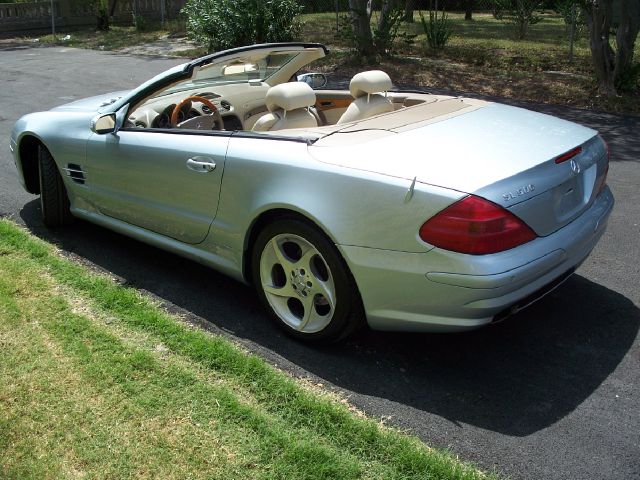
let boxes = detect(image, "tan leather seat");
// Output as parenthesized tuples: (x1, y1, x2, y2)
(337, 70, 394, 124)
(252, 82, 318, 132)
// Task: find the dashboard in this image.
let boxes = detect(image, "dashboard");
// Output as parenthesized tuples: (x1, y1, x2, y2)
(126, 82, 270, 132)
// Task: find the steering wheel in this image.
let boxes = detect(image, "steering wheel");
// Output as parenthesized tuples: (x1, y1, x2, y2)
(171, 95, 224, 130)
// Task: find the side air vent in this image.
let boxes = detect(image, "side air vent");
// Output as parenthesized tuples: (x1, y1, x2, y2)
(63, 163, 86, 185)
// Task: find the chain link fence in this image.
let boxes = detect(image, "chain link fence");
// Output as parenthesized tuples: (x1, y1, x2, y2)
(299, 0, 498, 14)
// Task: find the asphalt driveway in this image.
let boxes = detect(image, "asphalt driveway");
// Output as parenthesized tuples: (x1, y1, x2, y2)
(1, 46, 638, 480)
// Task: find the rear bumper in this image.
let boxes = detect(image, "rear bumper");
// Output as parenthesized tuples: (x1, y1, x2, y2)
(339, 186, 614, 332)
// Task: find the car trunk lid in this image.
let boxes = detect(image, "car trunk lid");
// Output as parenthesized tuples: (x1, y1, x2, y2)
(309, 102, 607, 236)
(475, 134, 607, 236)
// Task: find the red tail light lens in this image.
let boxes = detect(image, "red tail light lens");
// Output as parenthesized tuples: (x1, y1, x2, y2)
(597, 162, 609, 196)
(419, 195, 536, 255)
(555, 146, 582, 164)
(597, 135, 610, 195)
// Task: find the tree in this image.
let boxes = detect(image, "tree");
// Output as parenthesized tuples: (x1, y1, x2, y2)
(404, 0, 416, 22)
(348, 0, 406, 55)
(348, 0, 375, 55)
(109, 0, 118, 17)
(465, 0, 474, 20)
(583, 0, 640, 95)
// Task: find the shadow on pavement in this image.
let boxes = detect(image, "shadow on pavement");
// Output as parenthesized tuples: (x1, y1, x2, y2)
(20, 198, 639, 437)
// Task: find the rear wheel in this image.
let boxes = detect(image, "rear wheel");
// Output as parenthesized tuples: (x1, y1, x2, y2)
(38, 146, 73, 228)
(252, 219, 364, 343)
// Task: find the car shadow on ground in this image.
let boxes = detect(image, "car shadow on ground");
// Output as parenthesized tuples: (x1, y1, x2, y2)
(20, 199, 639, 437)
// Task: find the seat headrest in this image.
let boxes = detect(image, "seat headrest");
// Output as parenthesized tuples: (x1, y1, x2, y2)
(265, 82, 316, 112)
(349, 70, 393, 98)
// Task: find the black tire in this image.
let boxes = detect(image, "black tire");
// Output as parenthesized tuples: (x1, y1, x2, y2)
(38, 146, 74, 228)
(251, 218, 365, 343)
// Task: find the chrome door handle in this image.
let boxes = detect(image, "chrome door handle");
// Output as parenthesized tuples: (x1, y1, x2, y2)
(186, 156, 216, 173)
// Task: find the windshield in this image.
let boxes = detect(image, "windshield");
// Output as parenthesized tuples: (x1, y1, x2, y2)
(154, 51, 300, 98)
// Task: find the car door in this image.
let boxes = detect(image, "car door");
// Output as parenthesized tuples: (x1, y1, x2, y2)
(83, 129, 229, 245)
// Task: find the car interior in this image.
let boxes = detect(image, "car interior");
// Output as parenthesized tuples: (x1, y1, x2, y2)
(124, 47, 456, 136)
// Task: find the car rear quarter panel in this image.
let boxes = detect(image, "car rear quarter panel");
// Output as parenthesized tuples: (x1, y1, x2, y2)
(211, 136, 465, 273)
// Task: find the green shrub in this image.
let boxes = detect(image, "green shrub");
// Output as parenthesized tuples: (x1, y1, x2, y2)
(182, 0, 303, 53)
(555, 0, 585, 37)
(419, 5, 452, 51)
(492, 0, 543, 39)
(373, 6, 416, 54)
(616, 62, 640, 92)
(134, 14, 147, 32)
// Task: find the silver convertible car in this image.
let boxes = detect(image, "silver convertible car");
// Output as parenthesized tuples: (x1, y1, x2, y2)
(11, 43, 614, 342)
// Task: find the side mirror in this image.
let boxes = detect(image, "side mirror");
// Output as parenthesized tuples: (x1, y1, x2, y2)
(90, 113, 117, 134)
(297, 72, 328, 89)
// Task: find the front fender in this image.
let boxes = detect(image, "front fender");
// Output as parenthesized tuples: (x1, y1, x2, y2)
(12, 111, 96, 194)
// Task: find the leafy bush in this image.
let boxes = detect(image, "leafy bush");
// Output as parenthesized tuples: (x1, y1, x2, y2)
(493, 0, 543, 39)
(134, 14, 147, 32)
(88, 0, 109, 31)
(419, 5, 452, 51)
(616, 62, 640, 92)
(182, 0, 303, 53)
(555, 0, 585, 36)
(373, 6, 410, 54)
(337, 13, 358, 50)
(338, 6, 415, 56)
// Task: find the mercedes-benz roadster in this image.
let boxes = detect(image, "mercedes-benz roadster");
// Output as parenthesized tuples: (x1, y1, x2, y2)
(10, 43, 614, 342)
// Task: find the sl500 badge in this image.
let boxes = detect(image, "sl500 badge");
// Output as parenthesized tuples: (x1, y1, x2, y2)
(503, 184, 535, 202)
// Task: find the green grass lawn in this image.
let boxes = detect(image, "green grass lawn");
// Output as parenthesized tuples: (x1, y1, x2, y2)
(0, 219, 495, 480)
(301, 10, 638, 75)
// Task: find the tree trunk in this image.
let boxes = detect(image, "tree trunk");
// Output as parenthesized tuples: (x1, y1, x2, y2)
(584, 0, 617, 96)
(108, 0, 118, 17)
(96, 7, 109, 31)
(465, 0, 474, 20)
(378, 0, 394, 34)
(404, 0, 415, 22)
(349, 0, 375, 56)
(613, 0, 640, 85)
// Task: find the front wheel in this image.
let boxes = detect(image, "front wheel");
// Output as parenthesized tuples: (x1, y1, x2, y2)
(38, 146, 74, 228)
(251, 219, 364, 343)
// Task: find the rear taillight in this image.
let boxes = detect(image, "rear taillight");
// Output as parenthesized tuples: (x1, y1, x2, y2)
(596, 135, 610, 195)
(555, 146, 582, 164)
(596, 162, 609, 195)
(419, 195, 536, 255)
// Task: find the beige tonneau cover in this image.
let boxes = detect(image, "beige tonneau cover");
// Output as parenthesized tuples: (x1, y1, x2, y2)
(263, 94, 488, 146)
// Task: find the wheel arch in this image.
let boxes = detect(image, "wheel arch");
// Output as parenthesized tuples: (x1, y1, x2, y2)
(242, 207, 367, 341)
(242, 208, 340, 286)
(17, 134, 47, 195)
